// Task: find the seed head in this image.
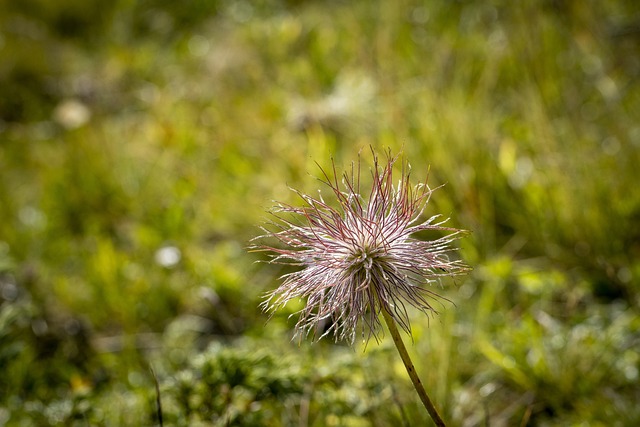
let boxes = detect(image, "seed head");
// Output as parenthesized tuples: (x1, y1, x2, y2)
(253, 149, 469, 344)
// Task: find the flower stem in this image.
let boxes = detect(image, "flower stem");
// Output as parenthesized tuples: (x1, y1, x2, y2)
(381, 308, 446, 427)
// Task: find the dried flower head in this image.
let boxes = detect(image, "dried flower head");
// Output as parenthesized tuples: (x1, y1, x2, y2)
(254, 149, 469, 344)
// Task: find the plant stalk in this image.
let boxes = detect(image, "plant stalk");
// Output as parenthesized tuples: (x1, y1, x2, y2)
(381, 308, 446, 427)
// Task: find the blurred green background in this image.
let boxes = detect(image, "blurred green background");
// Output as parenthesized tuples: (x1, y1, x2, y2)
(1, 0, 639, 425)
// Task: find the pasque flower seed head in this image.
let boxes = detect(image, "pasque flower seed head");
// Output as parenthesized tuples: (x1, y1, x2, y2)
(253, 149, 469, 344)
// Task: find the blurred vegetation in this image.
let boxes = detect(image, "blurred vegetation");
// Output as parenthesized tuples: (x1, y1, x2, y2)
(1, 0, 639, 425)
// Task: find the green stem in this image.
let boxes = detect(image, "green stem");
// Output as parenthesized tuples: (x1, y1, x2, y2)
(381, 309, 446, 427)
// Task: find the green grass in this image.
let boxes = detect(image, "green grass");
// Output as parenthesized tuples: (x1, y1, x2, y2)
(1, 0, 639, 425)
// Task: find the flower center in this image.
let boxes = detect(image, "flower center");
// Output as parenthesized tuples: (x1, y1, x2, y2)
(348, 245, 384, 271)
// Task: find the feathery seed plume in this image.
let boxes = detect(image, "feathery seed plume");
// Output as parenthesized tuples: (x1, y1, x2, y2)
(254, 149, 469, 344)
